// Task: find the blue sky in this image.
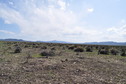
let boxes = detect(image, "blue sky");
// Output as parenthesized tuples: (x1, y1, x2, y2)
(0, 0, 126, 42)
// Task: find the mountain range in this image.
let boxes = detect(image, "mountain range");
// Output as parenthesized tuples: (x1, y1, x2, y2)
(0, 39, 126, 46)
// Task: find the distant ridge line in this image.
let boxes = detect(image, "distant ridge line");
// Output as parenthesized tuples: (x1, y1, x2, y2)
(0, 39, 126, 46)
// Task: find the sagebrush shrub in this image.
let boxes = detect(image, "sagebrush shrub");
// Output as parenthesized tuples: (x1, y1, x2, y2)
(86, 47, 93, 52)
(74, 48, 84, 52)
(98, 49, 109, 55)
(40, 51, 55, 56)
(14, 47, 22, 53)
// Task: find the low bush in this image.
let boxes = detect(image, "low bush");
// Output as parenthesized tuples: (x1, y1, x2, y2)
(51, 47, 56, 50)
(98, 49, 109, 55)
(40, 51, 55, 57)
(74, 48, 84, 52)
(68, 46, 75, 50)
(41, 46, 47, 49)
(110, 49, 119, 55)
(86, 47, 93, 52)
(121, 52, 126, 56)
(14, 47, 22, 53)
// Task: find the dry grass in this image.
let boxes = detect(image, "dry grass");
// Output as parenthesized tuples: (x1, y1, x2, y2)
(0, 41, 126, 84)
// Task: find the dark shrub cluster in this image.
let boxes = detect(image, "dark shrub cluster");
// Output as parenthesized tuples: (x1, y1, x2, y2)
(41, 46, 47, 49)
(68, 46, 75, 50)
(98, 49, 109, 55)
(95, 46, 99, 49)
(121, 52, 126, 56)
(24, 45, 29, 48)
(121, 49, 126, 56)
(40, 51, 55, 56)
(32, 45, 39, 48)
(51, 47, 56, 50)
(62, 47, 65, 50)
(74, 48, 84, 52)
(86, 47, 93, 52)
(110, 48, 119, 55)
(4, 41, 126, 57)
(14, 47, 22, 53)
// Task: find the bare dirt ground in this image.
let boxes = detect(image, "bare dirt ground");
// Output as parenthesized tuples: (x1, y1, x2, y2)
(0, 41, 126, 84)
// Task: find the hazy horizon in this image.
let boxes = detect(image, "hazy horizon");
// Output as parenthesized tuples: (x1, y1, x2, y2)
(0, 0, 126, 42)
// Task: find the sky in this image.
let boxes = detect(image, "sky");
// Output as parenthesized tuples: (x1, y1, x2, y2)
(0, 0, 126, 43)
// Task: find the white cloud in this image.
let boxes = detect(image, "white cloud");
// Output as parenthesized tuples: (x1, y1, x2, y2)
(0, 30, 15, 35)
(87, 8, 94, 13)
(120, 19, 125, 24)
(57, 0, 66, 10)
(4, 20, 11, 24)
(0, 0, 78, 41)
(0, 1, 114, 42)
(8, 2, 14, 5)
(0, 0, 125, 42)
(106, 24, 126, 42)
